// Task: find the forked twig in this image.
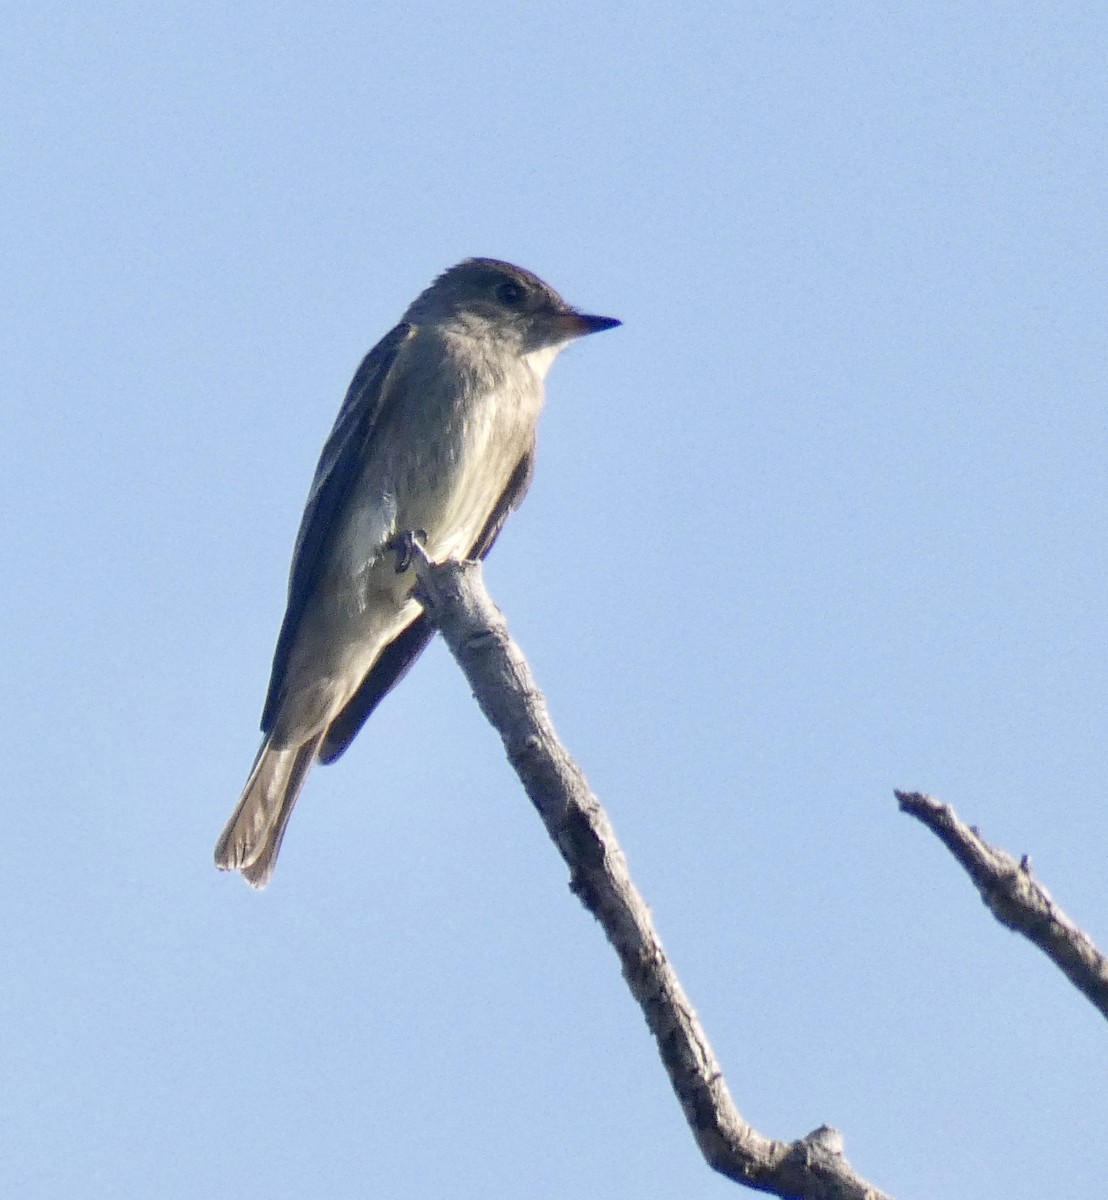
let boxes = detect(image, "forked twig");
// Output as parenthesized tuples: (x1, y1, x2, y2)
(412, 553, 890, 1199)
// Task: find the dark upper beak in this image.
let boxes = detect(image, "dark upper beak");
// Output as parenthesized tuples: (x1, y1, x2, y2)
(551, 311, 622, 338)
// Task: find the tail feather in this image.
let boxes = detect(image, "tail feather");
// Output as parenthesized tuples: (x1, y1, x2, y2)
(214, 733, 323, 888)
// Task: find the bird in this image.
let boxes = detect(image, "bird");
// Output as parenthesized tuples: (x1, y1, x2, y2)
(215, 258, 620, 887)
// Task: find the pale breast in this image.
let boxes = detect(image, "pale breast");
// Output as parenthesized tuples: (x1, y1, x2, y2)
(334, 329, 544, 579)
(393, 338, 542, 559)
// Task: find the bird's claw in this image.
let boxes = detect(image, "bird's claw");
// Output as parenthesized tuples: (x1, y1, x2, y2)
(389, 529, 428, 574)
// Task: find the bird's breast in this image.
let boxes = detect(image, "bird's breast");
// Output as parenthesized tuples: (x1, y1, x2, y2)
(405, 362, 540, 561)
(341, 342, 542, 574)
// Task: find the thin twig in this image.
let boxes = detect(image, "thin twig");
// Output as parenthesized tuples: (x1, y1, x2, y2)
(897, 791, 1108, 1021)
(412, 553, 891, 1199)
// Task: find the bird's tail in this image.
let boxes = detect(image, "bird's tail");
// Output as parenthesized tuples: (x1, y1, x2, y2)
(214, 733, 323, 888)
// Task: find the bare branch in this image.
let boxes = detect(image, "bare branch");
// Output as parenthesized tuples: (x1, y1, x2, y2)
(896, 790, 1108, 1021)
(412, 554, 892, 1199)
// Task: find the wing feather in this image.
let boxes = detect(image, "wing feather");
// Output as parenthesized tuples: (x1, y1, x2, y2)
(261, 322, 418, 733)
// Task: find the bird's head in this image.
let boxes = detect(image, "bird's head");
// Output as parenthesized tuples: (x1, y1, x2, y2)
(404, 258, 619, 371)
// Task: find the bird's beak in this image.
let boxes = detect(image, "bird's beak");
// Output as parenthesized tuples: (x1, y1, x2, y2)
(553, 311, 622, 338)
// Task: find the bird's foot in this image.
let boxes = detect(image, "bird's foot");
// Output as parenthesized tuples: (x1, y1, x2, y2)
(388, 529, 429, 574)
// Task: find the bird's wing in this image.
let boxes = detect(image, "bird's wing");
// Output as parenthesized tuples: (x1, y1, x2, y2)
(317, 444, 536, 764)
(261, 322, 418, 734)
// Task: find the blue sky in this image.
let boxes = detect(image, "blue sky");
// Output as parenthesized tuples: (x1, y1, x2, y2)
(3, 4, 1107, 1197)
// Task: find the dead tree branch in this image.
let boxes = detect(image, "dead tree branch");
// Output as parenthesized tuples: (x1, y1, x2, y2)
(412, 553, 891, 1200)
(897, 790, 1108, 1021)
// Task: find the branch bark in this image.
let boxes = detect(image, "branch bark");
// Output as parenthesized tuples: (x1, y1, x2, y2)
(412, 554, 891, 1200)
(897, 790, 1108, 1021)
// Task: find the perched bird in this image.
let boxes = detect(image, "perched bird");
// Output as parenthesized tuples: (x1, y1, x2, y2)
(215, 259, 620, 887)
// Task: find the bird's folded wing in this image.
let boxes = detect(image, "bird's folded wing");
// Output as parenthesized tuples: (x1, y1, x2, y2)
(261, 322, 418, 734)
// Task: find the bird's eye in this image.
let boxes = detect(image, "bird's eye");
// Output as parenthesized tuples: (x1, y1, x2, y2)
(496, 281, 525, 306)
